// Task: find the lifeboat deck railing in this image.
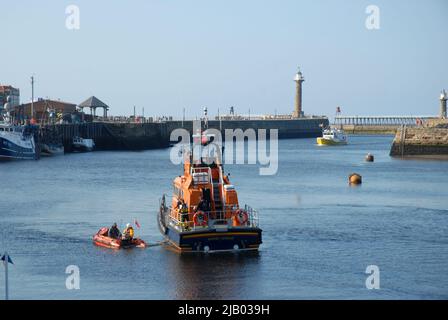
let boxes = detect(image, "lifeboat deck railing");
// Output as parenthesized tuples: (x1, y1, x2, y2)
(244, 205, 259, 228)
(168, 205, 260, 232)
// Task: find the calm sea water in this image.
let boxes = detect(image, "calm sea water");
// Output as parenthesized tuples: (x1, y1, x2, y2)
(0, 135, 447, 300)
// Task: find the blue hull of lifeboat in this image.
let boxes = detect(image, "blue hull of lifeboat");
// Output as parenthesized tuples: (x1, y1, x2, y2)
(164, 226, 263, 253)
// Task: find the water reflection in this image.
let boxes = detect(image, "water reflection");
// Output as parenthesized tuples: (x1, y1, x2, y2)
(166, 251, 261, 299)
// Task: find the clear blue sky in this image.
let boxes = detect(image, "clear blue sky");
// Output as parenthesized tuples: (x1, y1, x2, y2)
(1, 0, 447, 118)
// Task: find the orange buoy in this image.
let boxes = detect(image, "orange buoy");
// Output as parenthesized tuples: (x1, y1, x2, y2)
(349, 173, 362, 185)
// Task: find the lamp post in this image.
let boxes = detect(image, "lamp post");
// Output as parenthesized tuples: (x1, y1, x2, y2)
(1, 251, 13, 300)
(182, 107, 185, 128)
(31, 76, 34, 121)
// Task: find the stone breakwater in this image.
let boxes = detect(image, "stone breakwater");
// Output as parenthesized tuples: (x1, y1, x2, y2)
(165, 118, 328, 139)
(42, 117, 329, 152)
(390, 124, 448, 158)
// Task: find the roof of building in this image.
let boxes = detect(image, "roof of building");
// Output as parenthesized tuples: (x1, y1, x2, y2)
(0, 85, 19, 93)
(78, 96, 109, 109)
(21, 99, 77, 108)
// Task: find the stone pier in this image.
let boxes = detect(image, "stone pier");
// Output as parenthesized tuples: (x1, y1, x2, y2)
(390, 122, 448, 157)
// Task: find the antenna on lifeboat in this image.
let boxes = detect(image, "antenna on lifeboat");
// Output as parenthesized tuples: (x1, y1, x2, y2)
(203, 106, 208, 130)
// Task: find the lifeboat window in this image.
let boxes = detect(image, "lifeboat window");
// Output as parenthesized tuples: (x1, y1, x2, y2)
(192, 172, 209, 184)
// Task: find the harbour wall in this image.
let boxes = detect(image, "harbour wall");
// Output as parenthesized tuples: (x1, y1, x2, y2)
(45, 122, 168, 152)
(341, 125, 399, 135)
(389, 125, 448, 157)
(165, 118, 328, 139)
(43, 117, 328, 152)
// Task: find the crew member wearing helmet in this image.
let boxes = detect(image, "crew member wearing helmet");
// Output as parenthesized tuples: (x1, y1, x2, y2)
(122, 223, 134, 241)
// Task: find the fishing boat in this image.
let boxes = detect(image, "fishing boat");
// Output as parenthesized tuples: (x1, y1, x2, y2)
(72, 136, 95, 152)
(1, 98, 38, 160)
(40, 142, 64, 156)
(39, 126, 64, 156)
(317, 127, 348, 146)
(93, 227, 146, 249)
(0, 121, 38, 160)
(158, 133, 263, 253)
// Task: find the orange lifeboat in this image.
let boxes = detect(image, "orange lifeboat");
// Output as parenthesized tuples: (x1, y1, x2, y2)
(158, 129, 263, 252)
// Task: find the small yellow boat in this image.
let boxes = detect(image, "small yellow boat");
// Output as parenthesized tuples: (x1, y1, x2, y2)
(317, 128, 348, 146)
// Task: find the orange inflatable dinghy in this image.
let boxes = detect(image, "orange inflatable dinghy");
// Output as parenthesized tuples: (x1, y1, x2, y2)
(93, 227, 146, 249)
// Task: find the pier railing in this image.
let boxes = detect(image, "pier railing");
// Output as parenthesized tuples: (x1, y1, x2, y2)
(334, 115, 435, 126)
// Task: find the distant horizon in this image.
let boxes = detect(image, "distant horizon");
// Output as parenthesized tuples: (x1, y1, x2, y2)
(1, 0, 447, 118)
